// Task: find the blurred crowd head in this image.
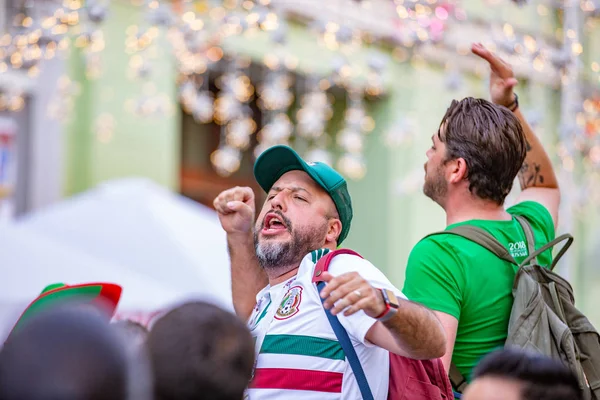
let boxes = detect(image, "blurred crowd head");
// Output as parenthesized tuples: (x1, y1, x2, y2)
(464, 347, 582, 400)
(0, 305, 129, 400)
(0, 299, 254, 400)
(147, 301, 255, 400)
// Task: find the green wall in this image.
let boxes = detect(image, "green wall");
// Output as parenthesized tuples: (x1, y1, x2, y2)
(64, 0, 179, 195)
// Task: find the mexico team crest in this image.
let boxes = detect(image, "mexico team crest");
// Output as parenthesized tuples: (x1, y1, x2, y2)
(275, 285, 303, 320)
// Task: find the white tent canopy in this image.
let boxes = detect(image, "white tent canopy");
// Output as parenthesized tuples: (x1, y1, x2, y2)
(0, 178, 233, 334)
(0, 224, 193, 339)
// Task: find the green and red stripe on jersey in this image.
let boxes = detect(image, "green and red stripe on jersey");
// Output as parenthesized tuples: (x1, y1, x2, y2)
(260, 334, 345, 360)
(251, 334, 346, 392)
(250, 368, 343, 393)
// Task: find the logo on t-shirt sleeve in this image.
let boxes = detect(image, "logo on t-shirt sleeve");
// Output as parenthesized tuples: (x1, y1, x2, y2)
(509, 240, 528, 258)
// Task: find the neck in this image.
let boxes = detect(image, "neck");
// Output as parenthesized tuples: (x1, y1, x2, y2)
(443, 192, 511, 226)
(268, 266, 300, 286)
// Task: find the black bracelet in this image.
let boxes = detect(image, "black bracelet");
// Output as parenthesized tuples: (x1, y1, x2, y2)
(507, 93, 519, 112)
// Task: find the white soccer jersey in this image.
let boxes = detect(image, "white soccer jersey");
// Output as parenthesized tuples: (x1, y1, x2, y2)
(245, 249, 406, 400)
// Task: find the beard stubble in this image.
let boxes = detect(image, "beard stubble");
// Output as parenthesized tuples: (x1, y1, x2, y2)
(254, 211, 329, 277)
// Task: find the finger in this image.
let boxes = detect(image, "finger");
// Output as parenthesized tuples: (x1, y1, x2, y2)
(320, 271, 334, 283)
(213, 196, 222, 211)
(330, 286, 369, 315)
(343, 297, 375, 317)
(471, 42, 491, 60)
(243, 188, 255, 205)
(330, 297, 353, 316)
(322, 278, 363, 309)
(321, 276, 358, 307)
(471, 43, 508, 74)
(214, 195, 234, 215)
(231, 187, 254, 204)
(320, 272, 356, 299)
(226, 201, 252, 217)
(214, 187, 254, 214)
(505, 77, 518, 89)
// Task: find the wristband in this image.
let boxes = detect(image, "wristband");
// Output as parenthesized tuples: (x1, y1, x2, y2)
(375, 289, 399, 322)
(507, 93, 519, 112)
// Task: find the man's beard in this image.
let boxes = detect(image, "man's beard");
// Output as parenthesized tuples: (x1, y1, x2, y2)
(254, 212, 328, 277)
(423, 164, 448, 205)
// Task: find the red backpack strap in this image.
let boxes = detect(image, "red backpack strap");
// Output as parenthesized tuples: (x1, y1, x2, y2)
(312, 248, 373, 400)
(312, 248, 364, 283)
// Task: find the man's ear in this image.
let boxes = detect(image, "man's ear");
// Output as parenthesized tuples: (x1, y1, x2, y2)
(326, 219, 342, 245)
(447, 157, 468, 183)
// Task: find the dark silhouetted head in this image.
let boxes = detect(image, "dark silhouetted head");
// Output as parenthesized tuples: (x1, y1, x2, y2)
(0, 306, 128, 400)
(464, 347, 582, 400)
(147, 301, 254, 400)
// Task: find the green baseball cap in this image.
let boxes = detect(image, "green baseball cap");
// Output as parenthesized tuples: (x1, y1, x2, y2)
(253, 145, 353, 244)
(9, 282, 122, 336)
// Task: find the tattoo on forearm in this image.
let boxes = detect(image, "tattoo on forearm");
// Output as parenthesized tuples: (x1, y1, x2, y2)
(519, 161, 544, 188)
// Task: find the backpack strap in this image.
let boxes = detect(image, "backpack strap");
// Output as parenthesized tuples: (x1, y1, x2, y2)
(449, 362, 468, 395)
(514, 215, 538, 266)
(312, 248, 362, 282)
(312, 249, 374, 400)
(519, 233, 574, 271)
(514, 215, 574, 271)
(425, 226, 518, 265)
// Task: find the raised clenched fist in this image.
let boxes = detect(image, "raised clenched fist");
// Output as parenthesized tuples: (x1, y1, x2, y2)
(213, 186, 256, 236)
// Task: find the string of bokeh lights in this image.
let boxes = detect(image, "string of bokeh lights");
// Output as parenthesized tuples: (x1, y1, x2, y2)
(1, 0, 600, 187)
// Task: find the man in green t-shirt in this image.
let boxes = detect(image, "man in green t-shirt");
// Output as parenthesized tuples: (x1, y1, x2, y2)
(402, 43, 561, 384)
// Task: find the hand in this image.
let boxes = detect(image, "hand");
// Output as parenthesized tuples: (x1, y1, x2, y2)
(471, 42, 518, 107)
(213, 186, 256, 236)
(319, 271, 386, 318)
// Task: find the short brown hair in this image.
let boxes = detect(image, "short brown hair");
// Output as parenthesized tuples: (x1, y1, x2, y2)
(147, 302, 255, 400)
(439, 97, 526, 205)
(472, 347, 581, 400)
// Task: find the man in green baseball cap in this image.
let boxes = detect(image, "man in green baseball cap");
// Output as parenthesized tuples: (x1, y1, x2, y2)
(252, 145, 353, 244)
(214, 145, 446, 399)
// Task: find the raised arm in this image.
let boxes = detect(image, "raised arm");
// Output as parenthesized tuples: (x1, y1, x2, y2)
(512, 108, 560, 224)
(472, 43, 560, 227)
(214, 187, 268, 320)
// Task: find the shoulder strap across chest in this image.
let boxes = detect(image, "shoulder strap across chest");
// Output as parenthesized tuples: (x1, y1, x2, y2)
(311, 248, 374, 400)
(312, 248, 363, 283)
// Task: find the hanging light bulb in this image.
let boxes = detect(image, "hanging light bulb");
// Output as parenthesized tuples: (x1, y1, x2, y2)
(258, 113, 292, 143)
(337, 128, 364, 153)
(335, 93, 375, 178)
(384, 116, 418, 147)
(297, 78, 333, 140)
(225, 117, 256, 150)
(337, 153, 367, 180)
(192, 91, 214, 124)
(211, 146, 242, 176)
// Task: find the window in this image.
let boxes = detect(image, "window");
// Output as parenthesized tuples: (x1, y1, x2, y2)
(179, 59, 367, 212)
(179, 71, 266, 211)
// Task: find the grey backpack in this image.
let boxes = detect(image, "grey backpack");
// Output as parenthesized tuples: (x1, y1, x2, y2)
(429, 216, 600, 399)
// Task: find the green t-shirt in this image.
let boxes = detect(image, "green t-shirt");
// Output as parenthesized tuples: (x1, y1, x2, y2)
(402, 201, 555, 382)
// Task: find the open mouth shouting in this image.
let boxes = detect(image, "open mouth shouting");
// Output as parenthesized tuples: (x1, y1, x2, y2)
(261, 212, 291, 236)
